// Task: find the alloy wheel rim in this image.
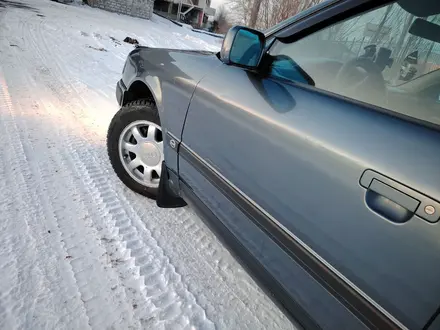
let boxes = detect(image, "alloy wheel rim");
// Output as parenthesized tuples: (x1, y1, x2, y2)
(118, 120, 164, 188)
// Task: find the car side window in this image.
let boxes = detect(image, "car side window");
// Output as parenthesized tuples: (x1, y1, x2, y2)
(268, 2, 440, 126)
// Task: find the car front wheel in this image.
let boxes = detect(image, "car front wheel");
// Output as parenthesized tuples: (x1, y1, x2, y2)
(107, 99, 163, 199)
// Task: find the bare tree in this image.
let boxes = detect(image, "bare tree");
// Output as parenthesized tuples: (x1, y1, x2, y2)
(371, 4, 393, 44)
(259, 0, 323, 30)
(227, 0, 252, 25)
(248, 0, 263, 28)
(258, 0, 302, 29)
(228, 0, 325, 30)
(214, 5, 232, 33)
(299, 0, 322, 12)
(394, 13, 414, 59)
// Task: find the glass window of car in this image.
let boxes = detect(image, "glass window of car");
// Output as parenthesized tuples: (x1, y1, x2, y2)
(268, 2, 440, 126)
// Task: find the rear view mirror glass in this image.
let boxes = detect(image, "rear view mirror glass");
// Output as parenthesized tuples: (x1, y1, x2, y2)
(220, 26, 265, 68)
(229, 30, 264, 67)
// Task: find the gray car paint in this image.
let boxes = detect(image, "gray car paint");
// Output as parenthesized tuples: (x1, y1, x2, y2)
(179, 155, 369, 329)
(181, 62, 440, 329)
(121, 47, 221, 174)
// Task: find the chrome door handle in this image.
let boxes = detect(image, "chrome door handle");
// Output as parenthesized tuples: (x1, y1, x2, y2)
(366, 179, 419, 223)
(360, 170, 440, 223)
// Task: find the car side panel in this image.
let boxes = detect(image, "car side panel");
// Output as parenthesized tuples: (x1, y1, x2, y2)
(122, 48, 221, 173)
(178, 155, 368, 330)
(181, 64, 440, 328)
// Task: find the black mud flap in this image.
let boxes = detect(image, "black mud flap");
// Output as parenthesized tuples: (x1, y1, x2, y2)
(156, 161, 187, 208)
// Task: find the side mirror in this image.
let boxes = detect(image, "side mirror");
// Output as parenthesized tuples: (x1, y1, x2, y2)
(220, 26, 265, 68)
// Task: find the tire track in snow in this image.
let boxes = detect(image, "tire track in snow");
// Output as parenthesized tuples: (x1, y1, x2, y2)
(5, 16, 140, 330)
(7, 16, 140, 329)
(127, 192, 295, 329)
(0, 73, 40, 330)
(18, 12, 216, 330)
(22, 104, 138, 330)
(64, 136, 216, 329)
(1, 66, 137, 329)
(0, 70, 90, 330)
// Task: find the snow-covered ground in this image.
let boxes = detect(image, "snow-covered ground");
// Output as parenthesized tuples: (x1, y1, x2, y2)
(0, 0, 296, 329)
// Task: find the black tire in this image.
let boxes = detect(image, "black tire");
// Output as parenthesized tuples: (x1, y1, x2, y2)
(107, 99, 161, 199)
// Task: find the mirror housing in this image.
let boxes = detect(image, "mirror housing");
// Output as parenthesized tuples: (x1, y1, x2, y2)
(220, 26, 266, 68)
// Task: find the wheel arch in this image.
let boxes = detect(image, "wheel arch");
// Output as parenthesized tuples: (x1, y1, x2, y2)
(123, 78, 165, 118)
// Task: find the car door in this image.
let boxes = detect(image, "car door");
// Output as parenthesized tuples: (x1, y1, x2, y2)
(179, 2, 440, 329)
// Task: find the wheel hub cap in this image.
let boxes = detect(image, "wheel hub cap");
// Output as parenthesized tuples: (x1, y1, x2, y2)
(139, 142, 161, 166)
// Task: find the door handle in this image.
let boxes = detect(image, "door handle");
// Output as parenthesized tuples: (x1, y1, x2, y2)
(360, 170, 440, 223)
(366, 179, 419, 223)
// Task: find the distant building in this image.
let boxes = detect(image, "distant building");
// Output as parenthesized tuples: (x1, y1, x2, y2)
(87, 0, 154, 20)
(154, 0, 216, 28)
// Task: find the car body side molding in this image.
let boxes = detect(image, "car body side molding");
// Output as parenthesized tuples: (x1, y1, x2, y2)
(179, 142, 406, 330)
(179, 181, 317, 330)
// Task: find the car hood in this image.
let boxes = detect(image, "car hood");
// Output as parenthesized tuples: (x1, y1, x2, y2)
(127, 46, 222, 83)
(135, 46, 218, 56)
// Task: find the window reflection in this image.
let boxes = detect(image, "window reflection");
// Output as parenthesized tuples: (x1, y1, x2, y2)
(268, 2, 440, 126)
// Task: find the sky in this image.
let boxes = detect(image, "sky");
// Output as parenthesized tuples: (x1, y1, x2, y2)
(210, 0, 227, 9)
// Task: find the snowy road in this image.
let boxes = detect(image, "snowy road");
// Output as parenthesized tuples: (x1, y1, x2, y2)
(0, 0, 296, 329)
